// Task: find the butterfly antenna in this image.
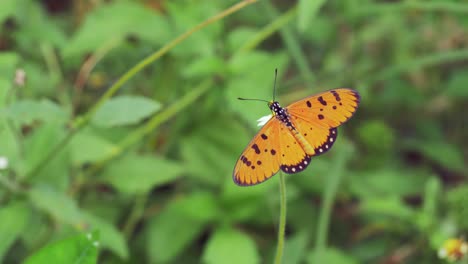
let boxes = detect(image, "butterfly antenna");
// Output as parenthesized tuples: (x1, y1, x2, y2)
(237, 97, 269, 103)
(273, 68, 278, 101)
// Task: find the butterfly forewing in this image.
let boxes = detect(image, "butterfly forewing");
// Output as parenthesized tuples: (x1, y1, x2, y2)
(233, 118, 282, 185)
(287, 88, 360, 129)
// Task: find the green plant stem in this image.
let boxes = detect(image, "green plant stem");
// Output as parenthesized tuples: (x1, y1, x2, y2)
(237, 6, 297, 54)
(25, 0, 258, 179)
(260, 1, 315, 87)
(314, 150, 348, 262)
(274, 171, 287, 264)
(122, 194, 148, 239)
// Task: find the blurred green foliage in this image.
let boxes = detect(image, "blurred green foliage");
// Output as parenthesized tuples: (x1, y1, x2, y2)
(0, 0, 467, 263)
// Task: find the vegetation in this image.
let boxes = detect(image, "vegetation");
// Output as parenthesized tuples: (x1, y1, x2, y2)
(1, 0, 467, 263)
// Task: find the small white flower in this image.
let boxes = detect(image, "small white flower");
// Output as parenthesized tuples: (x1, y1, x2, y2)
(0, 157, 9, 170)
(93, 241, 100, 247)
(257, 114, 272, 127)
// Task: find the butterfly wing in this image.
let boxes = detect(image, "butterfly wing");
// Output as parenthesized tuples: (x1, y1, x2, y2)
(287, 89, 359, 156)
(233, 117, 310, 185)
(287, 88, 360, 130)
(233, 118, 282, 186)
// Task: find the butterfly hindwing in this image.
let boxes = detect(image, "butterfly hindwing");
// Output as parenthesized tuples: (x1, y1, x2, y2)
(287, 88, 360, 129)
(233, 119, 282, 186)
(290, 113, 339, 156)
(275, 122, 310, 174)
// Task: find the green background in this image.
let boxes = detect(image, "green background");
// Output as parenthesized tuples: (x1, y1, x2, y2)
(0, 0, 467, 263)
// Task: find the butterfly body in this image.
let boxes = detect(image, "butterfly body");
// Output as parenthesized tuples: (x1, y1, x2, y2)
(234, 88, 360, 186)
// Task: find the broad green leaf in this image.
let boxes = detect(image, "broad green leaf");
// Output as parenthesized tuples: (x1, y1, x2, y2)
(22, 123, 70, 190)
(348, 169, 427, 198)
(308, 248, 359, 264)
(181, 114, 250, 186)
(147, 194, 211, 263)
(361, 196, 416, 221)
(182, 56, 226, 78)
(70, 130, 118, 165)
(171, 191, 221, 222)
(29, 185, 84, 226)
(82, 212, 128, 259)
(91, 96, 161, 127)
(203, 227, 260, 264)
(0, 201, 29, 262)
(23, 232, 98, 264)
(101, 154, 184, 194)
(5, 99, 68, 125)
(298, 0, 327, 32)
(63, 2, 170, 58)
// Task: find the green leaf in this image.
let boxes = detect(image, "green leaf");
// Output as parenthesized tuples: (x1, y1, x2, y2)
(81, 212, 128, 259)
(181, 114, 251, 186)
(63, 2, 171, 58)
(28, 185, 84, 226)
(298, 0, 327, 32)
(0, 201, 29, 262)
(172, 191, 221, 223)
(348, 169, 427, 198)
(146, 194, 211, 263)
(70, 130, 118, 166)
(23, 232, 98, 264)
(308, 248, 359, 264)
(203, 227, 260, 264)
(101, 154, 184, 194)
(23, 123, 69, 189)
(5, 99, 68, 125)
(361, 196, 416, 221)
(91, 96, 161, 127)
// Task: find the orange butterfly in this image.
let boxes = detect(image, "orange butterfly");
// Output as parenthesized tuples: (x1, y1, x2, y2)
(233, 83, 360, 186)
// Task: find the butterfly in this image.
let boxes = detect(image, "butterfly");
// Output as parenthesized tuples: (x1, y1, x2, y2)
(233, 86, 360, 186)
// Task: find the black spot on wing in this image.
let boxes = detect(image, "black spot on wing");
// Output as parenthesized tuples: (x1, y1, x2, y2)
(306, 101, 312, 107)
(251, 144, 261, 154)
(330, 90, 341, 101)
(318, 96, 327, 106)
(281, 155, 311, 174)
(261, 134, 268, 140)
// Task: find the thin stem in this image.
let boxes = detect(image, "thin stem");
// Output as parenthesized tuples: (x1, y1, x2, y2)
(274, 171, 287, 264)
(24, 0, 258, 178)
(237, 6, 297, 54)
(122, 194, 148, 238)
(260, 1, 315, 87)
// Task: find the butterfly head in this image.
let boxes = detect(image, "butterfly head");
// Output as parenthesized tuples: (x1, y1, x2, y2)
(268, 101, 283, 116)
